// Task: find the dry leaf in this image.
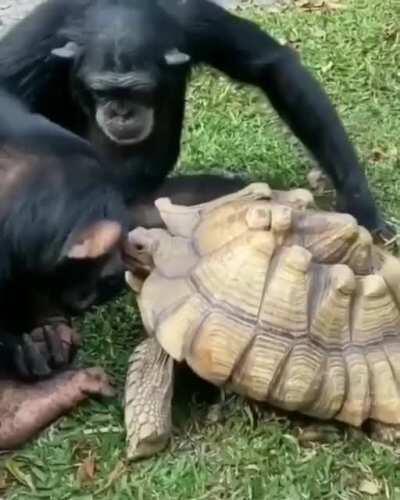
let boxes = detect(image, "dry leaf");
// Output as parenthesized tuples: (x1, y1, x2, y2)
(324, 0, 347, 9)
(0, 475, 8, 491)
(0, 472, 9, 492)
(206, 403, 224, 423)
(94, 461, 126, 496)
(370, 148, 387, 163)
(321, 61, 334, 74)
(359, 479, 380, 496)
(295, 0, 312, 6)
(77, 454, 97, 483)
(295, 0, 346, 11)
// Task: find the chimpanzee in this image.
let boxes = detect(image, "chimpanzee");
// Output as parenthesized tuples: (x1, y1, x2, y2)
(0, 0, 390, 237)
(0, 87, 128, 380)
(0, 84, 237, 377)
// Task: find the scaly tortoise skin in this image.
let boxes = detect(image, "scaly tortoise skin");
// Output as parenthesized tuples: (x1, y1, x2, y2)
(123, 183, 400, 460)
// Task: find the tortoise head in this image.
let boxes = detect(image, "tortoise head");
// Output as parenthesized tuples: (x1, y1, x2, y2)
(123, 225, 199, 293)
(123, 227, 164, 292)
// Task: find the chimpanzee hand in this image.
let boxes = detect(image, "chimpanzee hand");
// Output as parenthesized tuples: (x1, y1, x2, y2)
(14, 321, 81, 380)
(335, 188, 396, 247)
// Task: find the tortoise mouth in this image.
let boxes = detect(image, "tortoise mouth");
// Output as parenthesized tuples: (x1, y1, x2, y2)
(121, 233, 155, 281)
(122, 246, 153, 272)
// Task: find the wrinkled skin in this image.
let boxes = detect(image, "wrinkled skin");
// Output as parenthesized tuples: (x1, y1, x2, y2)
(13, 320, 82, 380)
(0, 367, 114, 450)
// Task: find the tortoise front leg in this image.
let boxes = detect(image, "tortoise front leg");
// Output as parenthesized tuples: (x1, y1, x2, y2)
(124, 337, 174, 460)
(369, 421, 400, 443)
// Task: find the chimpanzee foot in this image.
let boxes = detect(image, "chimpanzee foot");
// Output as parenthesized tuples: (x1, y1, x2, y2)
(15, 318, 81, 380)
(370, 421, 400, 444)
(30, 318, 81, 369)
(0, 367, 115, 450)
(14, 334, 52, 380)
(370, 223, 398, 250)
(335, 193, 396, 248)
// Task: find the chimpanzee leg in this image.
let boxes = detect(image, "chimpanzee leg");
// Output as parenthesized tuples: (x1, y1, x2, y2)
(128, 173, 249, 229)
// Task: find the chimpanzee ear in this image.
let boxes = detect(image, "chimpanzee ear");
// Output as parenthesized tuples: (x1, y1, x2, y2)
(51, 41, 81, 60)
(164, 48, 191, 66)
(62, 221, 123, 261)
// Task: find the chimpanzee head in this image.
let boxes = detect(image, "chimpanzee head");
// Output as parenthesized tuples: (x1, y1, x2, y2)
(2, 148, 128, 314)
(51, 1, 191, 146)
(47, 219, 124, 313)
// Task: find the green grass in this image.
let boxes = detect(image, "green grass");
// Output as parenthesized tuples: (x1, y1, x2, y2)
(3, 0, 400, 497)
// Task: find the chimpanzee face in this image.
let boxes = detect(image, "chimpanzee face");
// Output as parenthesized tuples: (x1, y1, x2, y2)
(51, 4, 190, 146)
(85, 80, 156, 146)
(78, 60, 159, 147)
(48, 256, 112, 313)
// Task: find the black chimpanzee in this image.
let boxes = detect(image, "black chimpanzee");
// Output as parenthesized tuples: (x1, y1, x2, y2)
(0, 91, 241, 381)
(0, 87, 128, 380)
(0, 0, 389, 237)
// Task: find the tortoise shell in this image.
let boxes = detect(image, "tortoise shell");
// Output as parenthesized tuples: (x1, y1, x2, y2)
(126, 183, 400, 428)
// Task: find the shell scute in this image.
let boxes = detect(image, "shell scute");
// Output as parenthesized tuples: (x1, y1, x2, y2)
(127, 183, 400, 428)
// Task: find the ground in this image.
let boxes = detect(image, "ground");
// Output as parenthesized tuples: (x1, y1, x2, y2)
(1, 0, 400, 498)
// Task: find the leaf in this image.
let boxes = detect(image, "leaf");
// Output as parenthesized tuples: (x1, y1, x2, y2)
(94, 461, 126, 496)
(77, 454, 97, 484)
(0, 474, 8, 491)
(294, 0, 346, 11)
(5, 461, 35, 492)
(294, 0, 311, 6)
(324, 0, 347, 9)
(206, 403, 223, 423)
(321, 61, 334, 74)
(359, 479, 381, 495)
(370, 148, 387, 163)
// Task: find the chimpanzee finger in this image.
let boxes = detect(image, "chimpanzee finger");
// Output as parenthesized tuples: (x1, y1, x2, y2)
(43, 326, 66, 368)
(68, 326, 81, 349)
(29, 327, 51, 363)
(30, 327, 45, 342)
(14, 344, 31, 379)
(56, 323, 81, 362)
(22, 333, 52, 378)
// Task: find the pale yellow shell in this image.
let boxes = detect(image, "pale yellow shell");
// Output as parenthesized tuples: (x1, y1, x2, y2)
(127, 183, 400, 427)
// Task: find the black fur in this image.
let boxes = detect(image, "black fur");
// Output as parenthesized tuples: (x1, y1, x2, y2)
(0, 89, 127, 379)
(0, 0, 386, 233)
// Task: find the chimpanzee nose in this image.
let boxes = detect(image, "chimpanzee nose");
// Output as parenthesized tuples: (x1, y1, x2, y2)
(110, 101, 135, 120)
(119, 106, 135, 119)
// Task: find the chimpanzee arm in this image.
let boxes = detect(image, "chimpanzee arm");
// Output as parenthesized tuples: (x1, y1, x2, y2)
(127, 173, 248, 228)
(0, 0, 87, 105)
(160, 0, 386, 233)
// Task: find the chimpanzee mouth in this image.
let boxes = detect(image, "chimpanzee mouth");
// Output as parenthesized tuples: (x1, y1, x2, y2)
(96, 107, 154, 145)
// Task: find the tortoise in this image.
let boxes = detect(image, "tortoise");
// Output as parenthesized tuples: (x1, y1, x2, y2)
(122, 182, 400, 460)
